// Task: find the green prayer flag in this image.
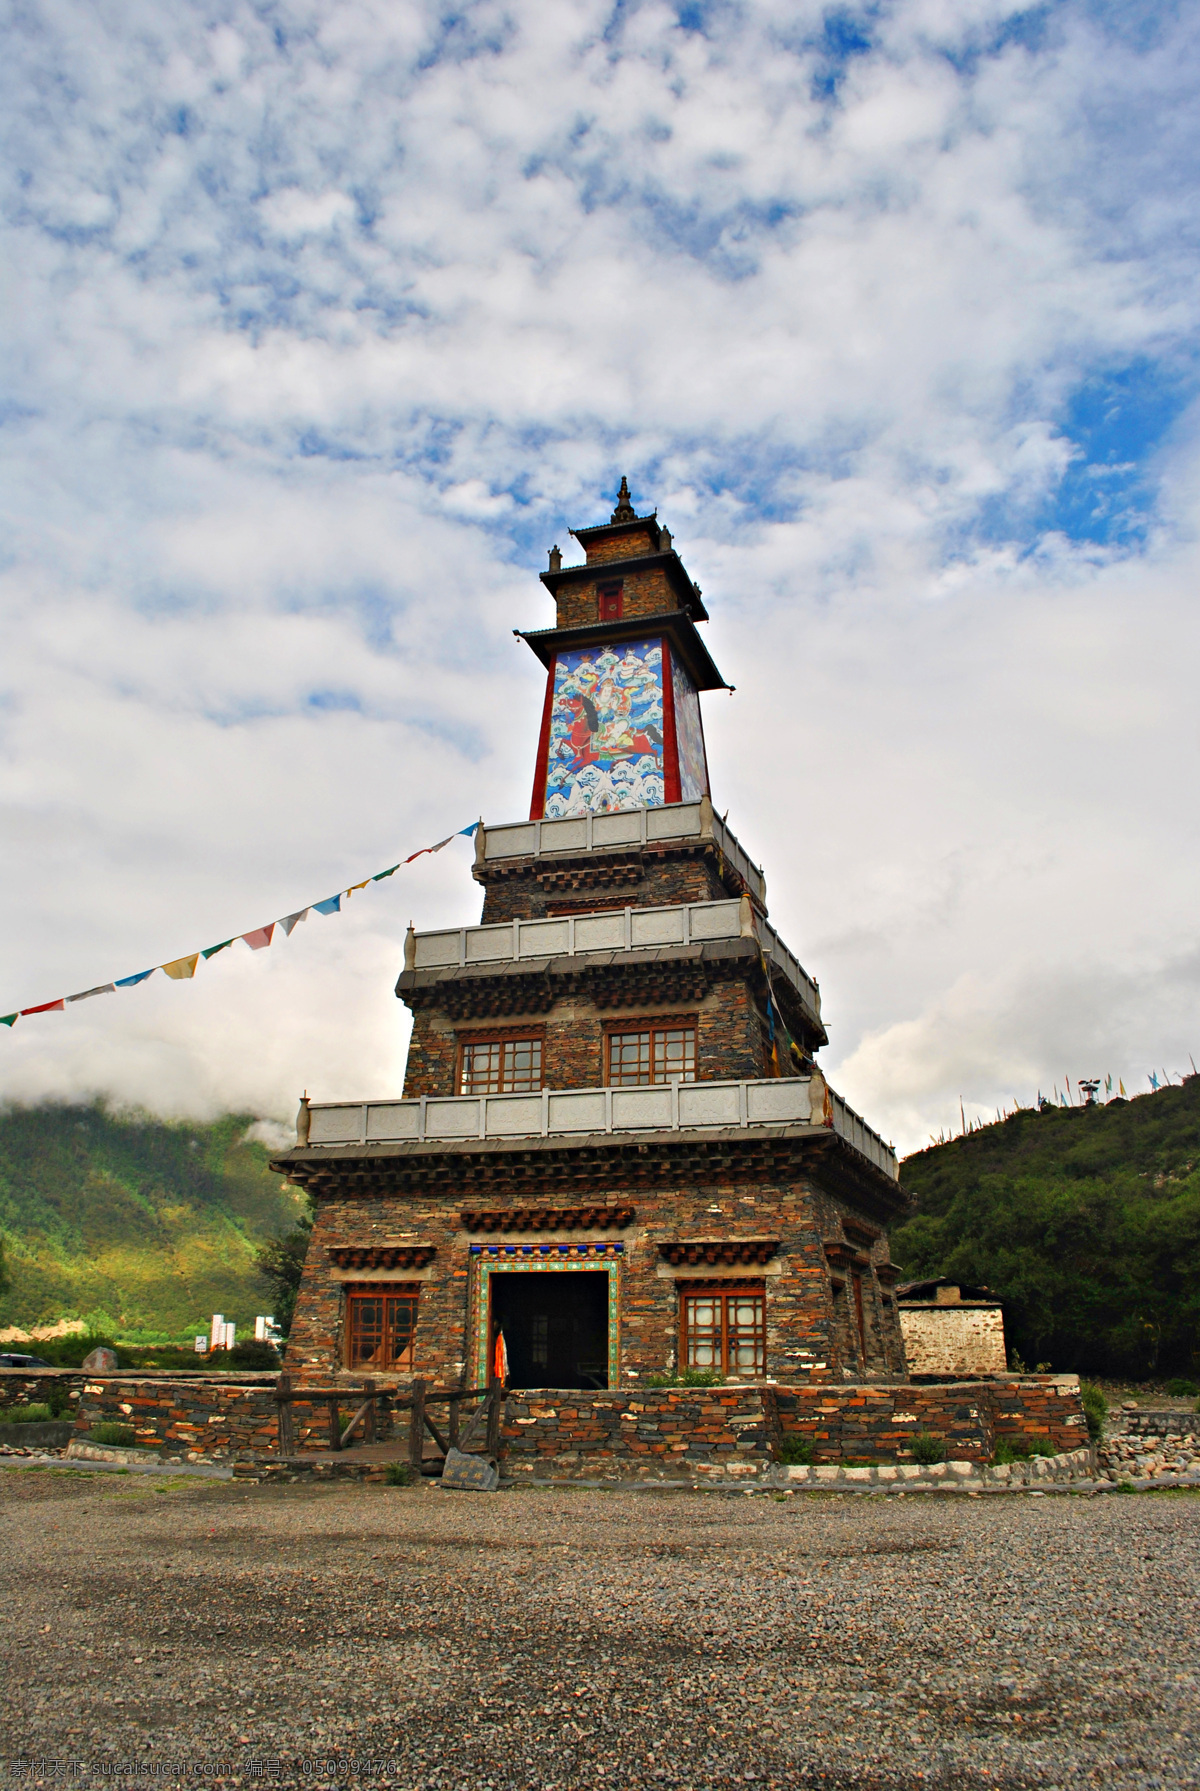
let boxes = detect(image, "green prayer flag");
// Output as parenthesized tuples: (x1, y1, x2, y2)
(0, 1014, 16, 1028)
(202, 941, 233, 960)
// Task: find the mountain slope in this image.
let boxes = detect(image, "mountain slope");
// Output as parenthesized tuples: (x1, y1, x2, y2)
(892, 1080, 1200, 1377)
(0, 1103, 305, 1337)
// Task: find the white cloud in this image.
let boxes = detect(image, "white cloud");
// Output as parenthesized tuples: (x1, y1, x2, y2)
(1, 0, 1199, 1152)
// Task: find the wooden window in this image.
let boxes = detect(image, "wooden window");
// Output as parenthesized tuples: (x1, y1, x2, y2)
(599, 582, 623, 621)
(680, 1283, 766, 1377)
(345, 1285, 420, 1372)
(607, 1023, 696, 1086)
(459, 1035, 543, 1095)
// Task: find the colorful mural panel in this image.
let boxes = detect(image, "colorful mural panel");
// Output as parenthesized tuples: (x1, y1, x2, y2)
(670, 651, 709, 801)
(542, 639, 666, 817)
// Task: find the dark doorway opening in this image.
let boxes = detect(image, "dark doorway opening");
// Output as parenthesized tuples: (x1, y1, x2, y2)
(490, 1272, 609, 1390)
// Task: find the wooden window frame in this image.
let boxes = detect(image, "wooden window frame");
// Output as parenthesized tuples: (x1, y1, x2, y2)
(604, 1015, 698, 1087)
(456, 1026, 546, 1096)
(344, 1283, 421, 1374)
(677, 1280, 767, 1379)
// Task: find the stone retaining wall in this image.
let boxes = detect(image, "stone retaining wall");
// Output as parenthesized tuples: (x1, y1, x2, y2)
(70, 1375, 385, 1462)
(500, 1386, 781, 1478)
(771, 1446, 1094, 1490)
(1100, 1409, 1200, 1481)
(0, 1369, 83, 1412)
(775, 1375, 1085, 1463)
(50, 1370, 1086, 1470)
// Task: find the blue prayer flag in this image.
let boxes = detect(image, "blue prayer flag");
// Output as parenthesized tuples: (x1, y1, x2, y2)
(314, 895, 341, 916)
(116, 970, 155, 987)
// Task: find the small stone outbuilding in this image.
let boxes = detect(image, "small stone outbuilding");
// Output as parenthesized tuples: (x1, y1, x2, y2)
(896, 1278, 1007, 1377)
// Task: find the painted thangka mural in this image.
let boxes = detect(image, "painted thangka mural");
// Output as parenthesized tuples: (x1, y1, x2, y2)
(543, 640, 667, 817)
(671, 652, 710, 802)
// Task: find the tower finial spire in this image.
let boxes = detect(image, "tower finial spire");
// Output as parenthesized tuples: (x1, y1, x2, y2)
(611, 475, 635, 522)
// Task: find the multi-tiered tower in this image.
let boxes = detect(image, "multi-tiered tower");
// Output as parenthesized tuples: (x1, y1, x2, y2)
(278, 485, 907, 1398)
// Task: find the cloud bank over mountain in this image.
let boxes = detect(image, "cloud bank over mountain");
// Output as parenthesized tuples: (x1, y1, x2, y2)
(2, 0, 1198, 1151)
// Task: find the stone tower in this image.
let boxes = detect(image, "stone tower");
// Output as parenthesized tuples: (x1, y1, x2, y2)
(276, 484, 907, 1398)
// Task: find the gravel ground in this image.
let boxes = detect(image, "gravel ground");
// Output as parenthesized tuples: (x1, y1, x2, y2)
(2, 1470, 1198, 1791)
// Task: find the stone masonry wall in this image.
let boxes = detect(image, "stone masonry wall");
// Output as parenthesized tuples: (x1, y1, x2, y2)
(0, 1368, 84, 1412)
(501, 1385, 781, 1478)
(70, 1375, 393, 1461)
(285, 1170, 904, 1384)
(402, 978, 768, 1099)
(554, 562, 675, 629)
(775, 1376, 1087, 1463)
(899, 1304, 1007, 1376)
(477, 850, 733, 925)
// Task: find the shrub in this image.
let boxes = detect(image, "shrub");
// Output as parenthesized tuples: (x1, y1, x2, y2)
(778, 1437, 814, 1466)
(1025, 1437, 1059, 1457)
(910, 1432, 946, 1465)
(89, 1422, 137, 1447)
(644, 1368, 720, 1388)
(0, 1403, 54, 1424)
(1080, 1381, 1108, 1443)
(384, 1462, 413, 1486)
(1165, 1378, 1199, 1398)
(223, 1340, 281, 1371)
(28, 1332, 119, 1368)
(993, 1440, 1021, 1465)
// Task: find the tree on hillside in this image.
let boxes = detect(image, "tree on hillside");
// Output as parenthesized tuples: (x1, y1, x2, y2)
(893, 1084, 1200, 1378)
(254, 1208, 313, 1337)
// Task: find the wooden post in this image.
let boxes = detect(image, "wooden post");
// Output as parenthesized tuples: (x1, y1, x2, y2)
(276, 1372, 294, 1458)
(486, 1379, 501, 1457)
(409, 1380, 426, 1474)
(327, 1394, 340, 1452)
(448, 1393, 460, 1450)
(363, 1379, 376, 1446)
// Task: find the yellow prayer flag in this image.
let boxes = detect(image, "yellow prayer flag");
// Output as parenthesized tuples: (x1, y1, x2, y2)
(162, 954, 200, 980)
(345, 880, 370, 897)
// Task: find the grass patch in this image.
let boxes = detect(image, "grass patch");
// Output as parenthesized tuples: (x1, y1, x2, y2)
(994, 1436, 1060, 1464)
(644, 1368, 721, 1388)
(0, 1404, 55, 1424)
(88, 1422, 138, 1447)
(383, 1462, 413, 1487)
(910, 1432, 947, 1465)
(778, 1437, 814, 1466)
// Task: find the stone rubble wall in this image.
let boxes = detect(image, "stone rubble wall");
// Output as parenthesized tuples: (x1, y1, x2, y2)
(1100, 1408, 1200, 1481)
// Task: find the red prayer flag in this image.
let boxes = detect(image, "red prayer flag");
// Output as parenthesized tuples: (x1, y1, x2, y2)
(241, 925, 275, 951)
(20, 999, 65, 1015)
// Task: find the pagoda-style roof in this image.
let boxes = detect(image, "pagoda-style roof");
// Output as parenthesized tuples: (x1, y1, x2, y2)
(518, 609, 727, 692)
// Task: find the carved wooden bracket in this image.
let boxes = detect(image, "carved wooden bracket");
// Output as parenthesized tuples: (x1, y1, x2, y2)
(461, 1205, 636, 1232)
(326, 1245, 437, 1271)
(659, 1238, 780, 1266)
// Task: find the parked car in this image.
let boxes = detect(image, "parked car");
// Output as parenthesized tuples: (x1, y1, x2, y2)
(0, 1353, 51, 1367)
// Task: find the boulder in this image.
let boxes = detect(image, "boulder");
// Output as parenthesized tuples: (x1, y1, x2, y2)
(81, 1347, 119, 1372)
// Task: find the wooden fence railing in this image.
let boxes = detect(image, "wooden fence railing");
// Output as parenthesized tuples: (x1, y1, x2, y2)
(274, 1374, 503, 1469)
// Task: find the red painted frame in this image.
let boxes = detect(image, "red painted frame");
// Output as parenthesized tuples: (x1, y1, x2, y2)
(528, 659, 557, 820)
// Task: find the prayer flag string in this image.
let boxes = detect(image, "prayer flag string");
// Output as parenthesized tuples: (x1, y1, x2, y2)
(1, 821, 481, 1029)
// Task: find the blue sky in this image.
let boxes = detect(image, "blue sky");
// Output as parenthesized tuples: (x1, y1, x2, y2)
(2, 0, 1199, 1149)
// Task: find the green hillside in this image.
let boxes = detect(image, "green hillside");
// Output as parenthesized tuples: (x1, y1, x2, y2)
(893, 1079, 1200, 1378)
(0, 1103, 306, 1340)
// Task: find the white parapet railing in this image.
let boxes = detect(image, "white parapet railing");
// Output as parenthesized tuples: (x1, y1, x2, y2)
(408, 896, 821, 1024)
(300, 1076, 898, 1181)
(479, 799, 767, 906)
